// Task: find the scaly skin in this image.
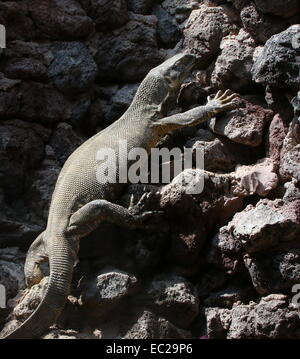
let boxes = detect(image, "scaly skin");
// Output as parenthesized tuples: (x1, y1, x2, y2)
(1, 53, 238, 339)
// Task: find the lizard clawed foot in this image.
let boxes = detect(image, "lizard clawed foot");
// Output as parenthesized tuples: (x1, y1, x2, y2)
(24, 232, 48, 288)
(25, 263, 45, 288)
(207, 89, 240, 113)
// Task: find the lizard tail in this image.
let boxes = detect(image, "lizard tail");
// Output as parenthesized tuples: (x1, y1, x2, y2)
(1, 237, 75, 339)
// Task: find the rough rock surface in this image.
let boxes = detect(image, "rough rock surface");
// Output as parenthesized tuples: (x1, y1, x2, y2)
(240, 3, 287, 44)
(78, 268, 139, 317)
(183, 4, 238, 67)
(231, 158, 279, 197)
(1, 0, 300, 340)
(280, 119, 300, 182)
(145, 274, 199, 328)
(48, 42, 98, 95)
(95, 13, 163, 82)
(210, 29, 256, 90)
(252, 25, 300, 88)
(253, 0, 299, 19)
(28, 0, 94, 40)
(208, 97, 273, 146)
(123, 310, 192, 339)
(80, 0, 128, 31)
(244, 248, 300, 295)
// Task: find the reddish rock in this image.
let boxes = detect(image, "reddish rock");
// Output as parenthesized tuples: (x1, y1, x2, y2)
(240, 3, 286, 44)
(208, 97, 273, 147)
(280, 119, 300, 182)
(28, 0, 94, 40)
(231, 158, 279, 197)
(266, 114, 288, 165)
(186, 134, 261, 172)
(183, 4, 238, 67)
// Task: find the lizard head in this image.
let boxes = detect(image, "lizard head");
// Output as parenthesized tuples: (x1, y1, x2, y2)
(131, 53, 196, 117)
(148, 52, 196, 115)
(153, 52, 196, 89)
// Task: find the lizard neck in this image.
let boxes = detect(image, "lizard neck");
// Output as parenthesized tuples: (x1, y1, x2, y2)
(123, 73, 177, 124)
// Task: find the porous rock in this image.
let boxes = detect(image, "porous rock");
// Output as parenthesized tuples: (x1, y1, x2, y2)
(252, 25, 300, 88)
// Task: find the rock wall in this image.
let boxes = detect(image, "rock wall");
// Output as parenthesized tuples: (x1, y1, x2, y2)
(0, 0, 300, 339)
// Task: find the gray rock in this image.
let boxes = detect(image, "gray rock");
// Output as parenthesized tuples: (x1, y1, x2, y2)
(244, 249, 300, 295)
(183, 4, 238, 67)
(95, 13, 163, 82)
(49, 123, 84, 165)
(0, 120, 50, 197)
(3, 40, 50, 81)
(205, 307, 232, 339)
(291, 91, 300, 120)
(211, 29, 256, 90)
(153, 5, 181, 48)
(48, 42, 97, 95)
(252, 25, 300, 88)
(232, 199, 300, 253)
(197, 269, 228, 299)
(5, 58, 48, 82)
(161, 0, 198, 24)
(127, 0, 155, 15)
(27, 155, 61, 221)
(123, 310, 192, 339)
(208, 225, 244, 275)
(204, 285, 255, 308)
(228, 295, 300, 339)
(283, 181, 300, 202)
(106, 84, 139, 123)
(79, 268, 139, 316)
(280, 119, 300, 182)
(254, 0, 299, 19)
(79, 0, 128, 31)
(145, 274, 199, 328)
(0, 247, 25, 303)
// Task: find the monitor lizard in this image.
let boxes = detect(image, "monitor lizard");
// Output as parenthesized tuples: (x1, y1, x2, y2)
(1, 52, 238, 339)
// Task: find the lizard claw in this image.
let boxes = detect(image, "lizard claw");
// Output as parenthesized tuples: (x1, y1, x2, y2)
(128, 194, 135, 209)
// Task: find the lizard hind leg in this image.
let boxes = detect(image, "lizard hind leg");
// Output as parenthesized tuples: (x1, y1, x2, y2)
(24, 231, 49, 288)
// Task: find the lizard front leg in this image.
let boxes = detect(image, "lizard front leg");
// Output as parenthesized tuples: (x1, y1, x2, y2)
(66, 199, 161, 237)
(24, 231, 49, 288)
(152, 90, 239, 133)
